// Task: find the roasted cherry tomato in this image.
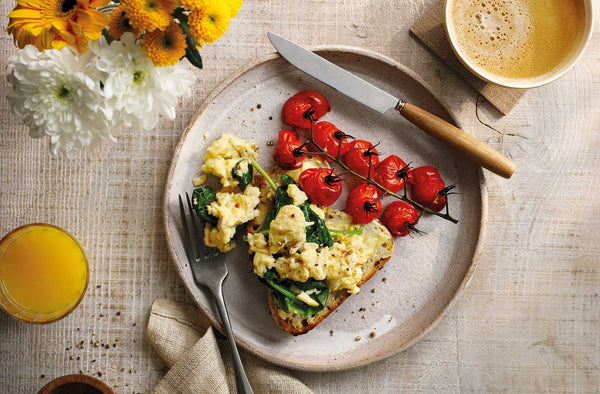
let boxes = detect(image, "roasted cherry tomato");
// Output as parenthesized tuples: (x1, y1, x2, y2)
(298, 168, 342, 206)
(312, 121, 351, 161)
(381, 201, 420, 237)
(372, 155, 410, 194)
(345, 184, 382, 224)
(408, 166, 448, 212)
(343, 140, 380, 178)
(273, 130, 306, 170)
(282, 90, 331, 129)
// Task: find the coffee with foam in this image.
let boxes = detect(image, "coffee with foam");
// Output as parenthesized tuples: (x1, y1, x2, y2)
(446, 0, 586, 85)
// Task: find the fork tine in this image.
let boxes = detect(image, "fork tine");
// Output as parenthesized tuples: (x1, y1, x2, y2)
(178, 194, 198, 263)
(185, 192, 207, 258)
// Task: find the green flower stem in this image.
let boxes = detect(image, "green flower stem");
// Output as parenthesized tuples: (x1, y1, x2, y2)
(249, 158, 278, 191)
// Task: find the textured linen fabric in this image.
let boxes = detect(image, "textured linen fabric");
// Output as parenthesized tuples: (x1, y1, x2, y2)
(410, 0, 526, 114)
(147, 299, 313, 394)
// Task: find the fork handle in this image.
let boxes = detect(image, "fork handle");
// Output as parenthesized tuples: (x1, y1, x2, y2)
(213, 286, 254, 394)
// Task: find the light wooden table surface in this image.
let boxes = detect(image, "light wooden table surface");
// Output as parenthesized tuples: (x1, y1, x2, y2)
(1, 1, 599, 393)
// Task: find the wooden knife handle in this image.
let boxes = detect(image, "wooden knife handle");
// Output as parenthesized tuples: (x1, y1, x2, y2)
(398, 102, 516, 179)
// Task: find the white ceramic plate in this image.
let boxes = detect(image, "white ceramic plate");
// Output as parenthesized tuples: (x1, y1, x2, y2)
(164, 47, 487, 371)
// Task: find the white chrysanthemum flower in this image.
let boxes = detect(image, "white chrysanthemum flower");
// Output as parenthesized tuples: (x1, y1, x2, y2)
(7, 45, 112, 157)
(89, 33, 195, 131)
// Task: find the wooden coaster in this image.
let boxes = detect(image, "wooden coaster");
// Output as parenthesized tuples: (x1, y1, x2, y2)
(410, 0, 527, 115)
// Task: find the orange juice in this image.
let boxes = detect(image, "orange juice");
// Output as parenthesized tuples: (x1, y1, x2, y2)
(0, 224, 88, 323)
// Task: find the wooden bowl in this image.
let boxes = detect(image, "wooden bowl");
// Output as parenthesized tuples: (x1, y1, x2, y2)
(37, 374, 114, 394)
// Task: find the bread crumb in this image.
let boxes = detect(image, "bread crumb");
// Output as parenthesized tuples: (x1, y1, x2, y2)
(329, 330, 334, 336)
(370, 331, 376, 338)
(355, 336, 361, 341)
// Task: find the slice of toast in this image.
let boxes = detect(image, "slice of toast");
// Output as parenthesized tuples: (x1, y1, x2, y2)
(267, 209, 393, 335)
(247, 165, 394, 335)
(249, 203, 394, 335)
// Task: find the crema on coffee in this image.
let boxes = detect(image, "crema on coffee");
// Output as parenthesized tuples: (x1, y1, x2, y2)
(446, 0, 586, 85)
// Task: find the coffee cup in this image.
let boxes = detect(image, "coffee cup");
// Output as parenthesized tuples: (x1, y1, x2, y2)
(444, 0, 594, 89)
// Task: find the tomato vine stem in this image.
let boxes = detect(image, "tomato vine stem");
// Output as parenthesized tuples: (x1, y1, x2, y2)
(304, 115, 459, 224)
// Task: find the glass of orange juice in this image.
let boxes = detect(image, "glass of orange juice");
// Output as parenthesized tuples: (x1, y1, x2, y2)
(0, 224, 88, 324)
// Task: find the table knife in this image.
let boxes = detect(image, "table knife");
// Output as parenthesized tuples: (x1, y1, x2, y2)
(267, 32, 516, 179)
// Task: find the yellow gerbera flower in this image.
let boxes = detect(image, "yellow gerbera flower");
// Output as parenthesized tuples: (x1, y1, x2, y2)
(224, 0, 243, 17)
(143, 22, 187, 66)
(6, 0, 110, 52)
(188, 1, 231, 44)
(108, 4, 142, 39)
(125, 0, 174, 33)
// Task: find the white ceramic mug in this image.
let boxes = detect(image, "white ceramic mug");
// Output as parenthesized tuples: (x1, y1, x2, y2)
(444, 0, 594, 89)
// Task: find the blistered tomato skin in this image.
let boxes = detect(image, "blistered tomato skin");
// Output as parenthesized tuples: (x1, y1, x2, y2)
(273, 130, 306, 170)
(343, 140, 380, 178)
(312, 121, 350, 161)
(282, 91, 331, 129)
(299, 168, 343, 206)
(408, 166, 447, 212)
(372, 155, 409, 195)
(381, 201, 420, 237)
(346, 184, 382, 224)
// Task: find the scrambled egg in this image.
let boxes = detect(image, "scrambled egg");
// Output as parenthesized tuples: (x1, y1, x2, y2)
(204, 186, 260, 252)
(268, 205, 311, 255)
(201, 134, 258, 188)
(198, 134, 387, 298)
(249, 208, 387, 295)
(287, 184, 308, 205)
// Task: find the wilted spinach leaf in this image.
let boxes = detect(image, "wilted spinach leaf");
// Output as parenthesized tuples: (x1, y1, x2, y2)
(274, 174, 296, 213)
(232, 160, 253, 190)
(191, 187, 218, 225)
(258, 269, 329, 318)
(300, 202, 333, 248)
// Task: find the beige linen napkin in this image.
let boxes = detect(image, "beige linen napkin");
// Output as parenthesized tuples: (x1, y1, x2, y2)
(410, 0, 526, 115)
(147, 298, 313, 394)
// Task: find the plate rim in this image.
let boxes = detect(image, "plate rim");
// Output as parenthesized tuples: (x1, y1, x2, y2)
(163, 46, 489, 372)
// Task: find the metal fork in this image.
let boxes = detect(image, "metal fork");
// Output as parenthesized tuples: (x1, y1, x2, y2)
(179, 193, 253, 394)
